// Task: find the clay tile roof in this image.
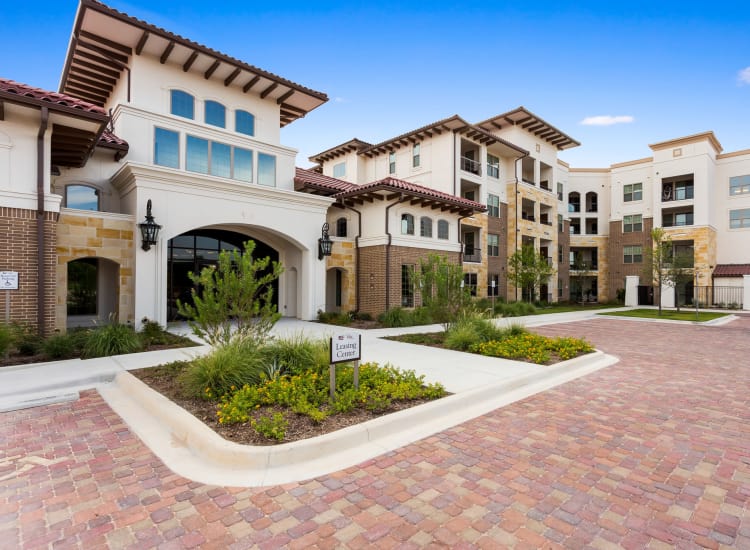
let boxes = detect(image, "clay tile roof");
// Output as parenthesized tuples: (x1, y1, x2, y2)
(294, 167, 357, 195)
(713, 264, 750, 277)
(0, 78, 107, 117)
(335, 177, 487, 214)
(98, 129, 129, 150)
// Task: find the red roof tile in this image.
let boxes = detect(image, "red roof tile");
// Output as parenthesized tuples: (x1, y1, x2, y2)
(98, 129, 129, 150)
(0, 78, 107, 116)
(713, 264, 750, 277)
(295, 167, 356, 194)
(335, 177, 486, 212)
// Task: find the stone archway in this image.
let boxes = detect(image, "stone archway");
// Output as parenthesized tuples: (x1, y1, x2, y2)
(66, 257, 120, 328)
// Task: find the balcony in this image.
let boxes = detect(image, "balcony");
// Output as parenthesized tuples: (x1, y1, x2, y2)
(463, 247, 482, 263)
(662, 176, 694, 202)
(540, 180, 552, 192)
(460, 156, 481, 176)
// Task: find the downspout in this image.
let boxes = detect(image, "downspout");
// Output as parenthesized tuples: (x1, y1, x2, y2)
(453, 132, 458, 197)
(36, 107, 49, 336)
(384, 194, 409, 311)
(513, 151, 529, 301)
(346, 203, 363, 313)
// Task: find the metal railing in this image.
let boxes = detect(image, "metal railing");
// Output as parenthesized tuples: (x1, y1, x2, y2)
(460, 157, 481, 176)
(463, 247, 482, 263)
(694, 286, 744, 309)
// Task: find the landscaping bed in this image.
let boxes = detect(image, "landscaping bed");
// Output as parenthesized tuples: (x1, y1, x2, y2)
(386, 321, 594, 365)
(130, 361, 442, 446)
(598, 309, 729, 322)
(0, 320, 196, 368)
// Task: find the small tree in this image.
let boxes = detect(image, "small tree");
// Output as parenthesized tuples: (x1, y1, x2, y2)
(643, 227, 671, 315)
(177, 240, 283, 346)
(412, 254, 469, 330)
(507, 245, 555, 303)
(666, 251, 695, 312)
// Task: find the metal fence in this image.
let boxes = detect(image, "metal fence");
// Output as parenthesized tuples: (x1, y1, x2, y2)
(694, 286, 744, 309)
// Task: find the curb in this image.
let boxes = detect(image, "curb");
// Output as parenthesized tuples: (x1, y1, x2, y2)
(99, 350, 618, 487)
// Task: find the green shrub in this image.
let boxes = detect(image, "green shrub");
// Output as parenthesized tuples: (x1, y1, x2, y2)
(217, 362, 445, 425)
(251, 413, 288, 441)
(0, 324, 12, 356)
(317, 311, 351, 325)
(499, 322, 527, 338)
(180, 337, 264, 399)
(139, 317, 171, 345)
(351, 312, 373, 322)
(500, 301, 536, 317)
(42, 333, 78, 359)
(260, 334, 330, 377)
(12, 324, 41, 356)
(378, 307, 411, 327)
(83, 322, 142, 358)
(444, 323, 481, 351)
(409, 307, 434, 326)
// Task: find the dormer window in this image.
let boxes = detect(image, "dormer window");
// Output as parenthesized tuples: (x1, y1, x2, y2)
(236, 110, 255, 136)
(205, 100, 226, 128)
(170, 90, 194, 119)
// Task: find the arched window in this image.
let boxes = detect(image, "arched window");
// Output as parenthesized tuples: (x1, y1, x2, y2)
(437, 220, 449, 240)
(236, 110, 255, 136)
(170, 90, 194, 119)
(65, 184, 99, 211)
(336, 217, 348, 237)
(420, 216, 432, 238)
(205, 100, 226, 128)
(401, 213, 414, 235)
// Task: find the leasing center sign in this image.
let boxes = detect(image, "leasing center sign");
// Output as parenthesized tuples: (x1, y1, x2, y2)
(330, 332, 361, 364)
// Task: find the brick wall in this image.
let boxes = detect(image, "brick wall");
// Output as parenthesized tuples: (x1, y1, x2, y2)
(358, 245, 460, 316)
(0, 207, 58, 334)
(607, 217, 653, 295)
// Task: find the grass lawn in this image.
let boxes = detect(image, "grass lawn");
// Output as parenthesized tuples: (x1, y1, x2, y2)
(598, 309, 728, 322)
(530, 303, 619, 314)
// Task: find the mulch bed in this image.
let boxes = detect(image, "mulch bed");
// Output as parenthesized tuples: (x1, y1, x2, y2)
(130, 363, 438, 446)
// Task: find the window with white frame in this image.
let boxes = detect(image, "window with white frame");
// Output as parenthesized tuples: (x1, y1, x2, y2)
(389, 151, 396, 174)
(487, 234, 499, 257)
(257, 153, 276, 186)
(624, 245, 642, 263)
(623, 214, 642, 233)
(420, 216, 432, 237)
(333, 162, 346, 178)
(205, 100, 226, 128)
(154, 128, 180, 168)
(487, 194, 500, 217)
(437, 220, 449, 240)
(730, 208, 750, 229)
(624, 183, 643, 202)
(185, 135, 252, 182)
(401, 213, 414, 235)
(235, 110, 255, 136)
(487, 154, 500, 178)
(730, 175, 750, 196)
(412, 143, 421, 168)
(557, 182, 563, 201)
(170, 90, 194, 119)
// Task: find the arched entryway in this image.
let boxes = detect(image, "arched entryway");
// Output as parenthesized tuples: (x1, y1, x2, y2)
(167, 229, 279, 321)
(67, 257, 120, 327)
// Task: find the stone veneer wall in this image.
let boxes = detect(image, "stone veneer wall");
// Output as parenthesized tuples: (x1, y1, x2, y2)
(487, 204, 508, 299)
(326, 239, 357, 313)
(357, 245, 460, 316)
(607, 217, 654, 297)
(558, 220, 570, 301)
(0, 207, 58, 334)
(570, 234, 610, 301)
(55, 211, 135, 331)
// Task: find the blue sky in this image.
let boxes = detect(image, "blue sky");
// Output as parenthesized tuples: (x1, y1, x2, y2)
(2, 1, 749, 168)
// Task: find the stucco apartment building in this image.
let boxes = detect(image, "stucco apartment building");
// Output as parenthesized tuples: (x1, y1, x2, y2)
(2, 1, 749, 336)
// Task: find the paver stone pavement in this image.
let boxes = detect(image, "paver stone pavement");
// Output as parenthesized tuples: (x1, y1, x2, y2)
(0, 315, 749, 548)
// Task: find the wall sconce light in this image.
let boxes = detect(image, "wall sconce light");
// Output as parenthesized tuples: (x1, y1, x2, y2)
(138, 199, 162, 251)
(318, 222, 333, 260)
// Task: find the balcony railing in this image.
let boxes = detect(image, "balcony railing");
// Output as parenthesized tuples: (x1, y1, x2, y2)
(540, 219, 553, 226)
(460, 157, 481, 176)
(540, 180, 552, 192)
(463, 247, 482, 263)
(521, 213, 535, 222)
(570, 263, 598, 271)
(522, 178, 535, 186)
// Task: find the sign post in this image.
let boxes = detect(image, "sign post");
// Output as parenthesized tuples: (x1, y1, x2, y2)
(491, 279, 496, 312)
(329, 332, 362, 401)
(0, 272, 19, 326)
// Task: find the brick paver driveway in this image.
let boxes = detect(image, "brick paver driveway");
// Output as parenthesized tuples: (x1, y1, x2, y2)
(1, 316, 749, 549)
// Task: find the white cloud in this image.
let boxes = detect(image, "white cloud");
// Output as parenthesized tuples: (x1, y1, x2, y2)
(738, 67, 750, 85)
(334, 97, 347, 103)
(580, 115, 635, 126)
